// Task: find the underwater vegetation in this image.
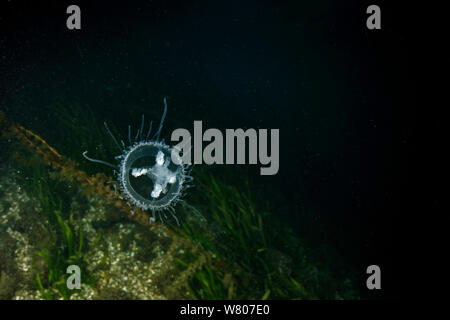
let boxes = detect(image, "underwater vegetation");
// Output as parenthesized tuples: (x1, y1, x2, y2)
(170, 171, 358, 299)
(0, 108, 358, 300)
(30, 165, 100, 300)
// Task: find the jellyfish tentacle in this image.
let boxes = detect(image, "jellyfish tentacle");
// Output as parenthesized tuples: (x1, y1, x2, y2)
(82, 151, 117, 169)
(146, 121, 153, 140)
(169, 207, 180, 226)
(181, 200, 206, 222)
(134, 126, 140, 143)
(128, 125, 132, 145)
(104, 122, 122, 151)
(154, 97, 168, 141)
(158, 211, 164, 225)
(139, 114, 145, 141)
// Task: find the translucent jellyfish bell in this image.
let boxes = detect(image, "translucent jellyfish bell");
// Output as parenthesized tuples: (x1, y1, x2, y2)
(120, 141, 185, 211)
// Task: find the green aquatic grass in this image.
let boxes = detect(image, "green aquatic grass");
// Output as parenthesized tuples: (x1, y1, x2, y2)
(19, 162, 102, 300)
(171, 171, 321, 300)
(34, 208, 95, 300)
(188, 264, 230, 300)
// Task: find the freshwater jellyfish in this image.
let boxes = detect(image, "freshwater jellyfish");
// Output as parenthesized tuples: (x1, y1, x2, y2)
(82, 97, 192, 225)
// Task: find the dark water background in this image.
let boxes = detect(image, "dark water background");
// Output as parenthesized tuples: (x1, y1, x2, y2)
(0, 0, 414, 298)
